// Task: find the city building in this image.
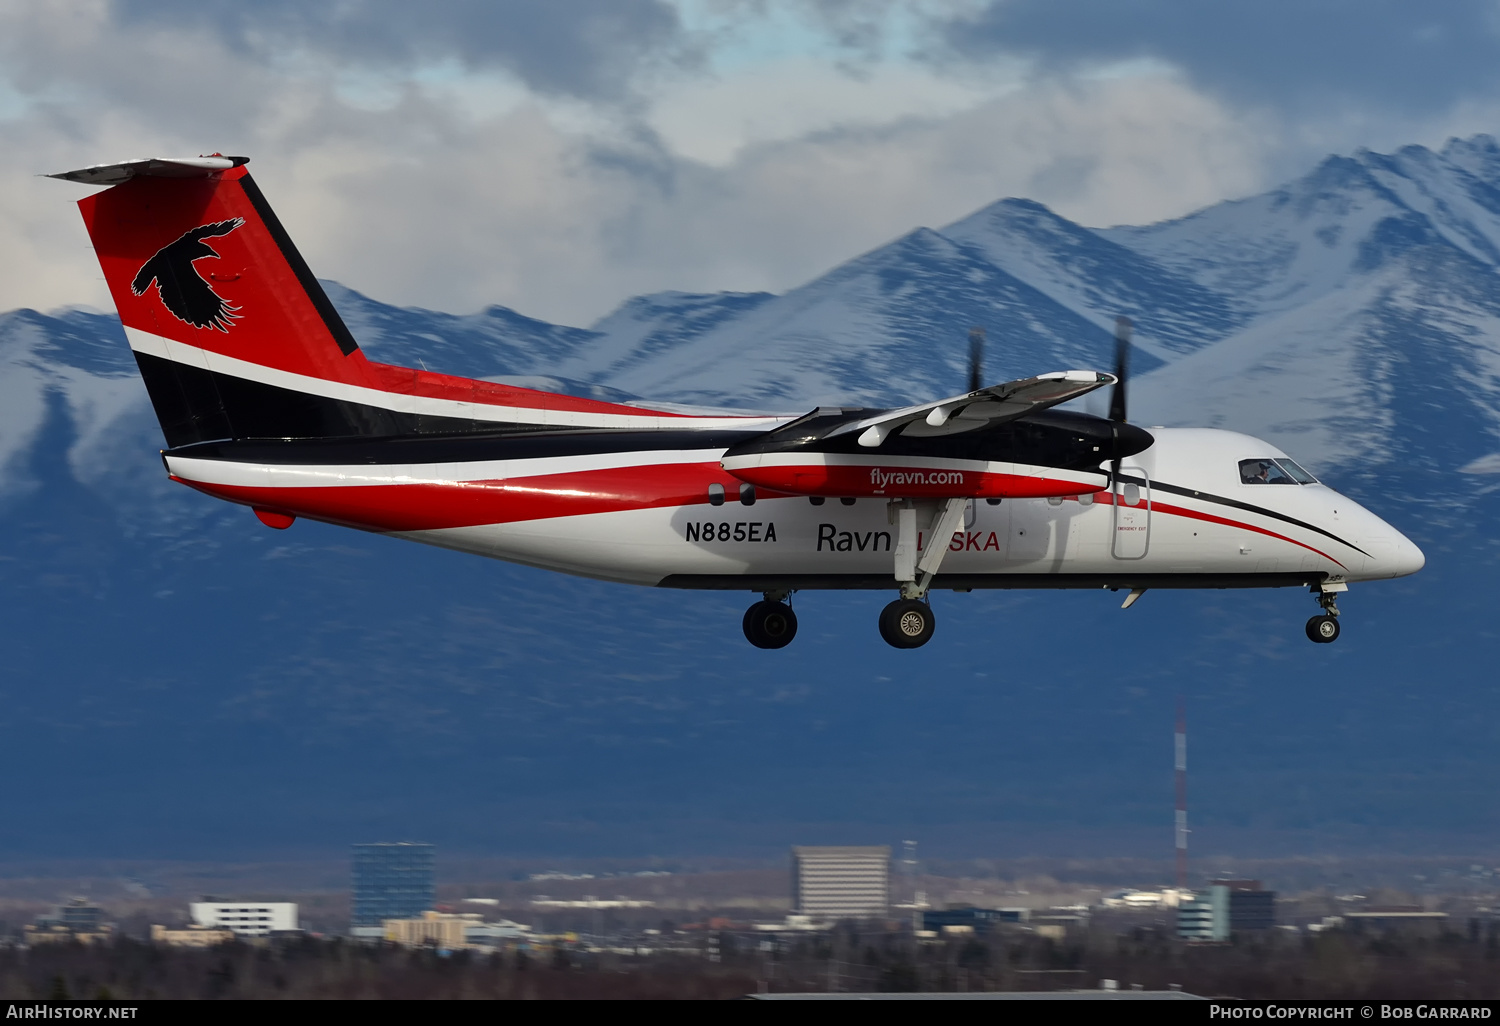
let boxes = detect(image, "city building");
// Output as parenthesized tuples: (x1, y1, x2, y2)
(529, 897, 655, 909)
(25, 899, 112, 945)
(25, 923, 114, 945)
(791, 846, 890, 920)
(384, 911, 476, 949)
(150, 924, 235, 947)
(190, 901, 299, 937)
(1178, 881, 1277, 940)
(1177, 886, 1230, 941)
(463, 920, 533, 949)
(1102, 888, 1194, 909)
(352, 842, 435, 936)
(1344, 907, 1450, 932)
(1213, 880, 1276, 932)
(922, 906, 1028, 934)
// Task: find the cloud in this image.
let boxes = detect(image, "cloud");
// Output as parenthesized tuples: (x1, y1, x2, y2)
(111, 0, 689, 102)
(0, 1, 1275, 327)
(202, 73, 1269, 325)
(939, 0, 1500, 119)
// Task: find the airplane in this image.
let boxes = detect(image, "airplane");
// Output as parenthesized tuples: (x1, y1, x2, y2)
(46, 155, 1425, 649)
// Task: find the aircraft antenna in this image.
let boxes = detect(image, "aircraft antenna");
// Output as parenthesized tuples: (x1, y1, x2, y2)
(1175, 698, 1188, 891)
(967, 327, 985, 393)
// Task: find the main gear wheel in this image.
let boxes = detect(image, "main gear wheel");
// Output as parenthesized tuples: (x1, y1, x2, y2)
(879, 599, 935, 649)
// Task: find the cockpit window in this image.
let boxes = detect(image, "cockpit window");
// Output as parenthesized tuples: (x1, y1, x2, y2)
(1240, 459, 1296, 484)
(1275, 458, 1317, 484)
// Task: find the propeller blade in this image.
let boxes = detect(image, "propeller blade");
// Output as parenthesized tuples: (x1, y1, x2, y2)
(1108, 315, 1132, 424)
(967, 326, 985, 394)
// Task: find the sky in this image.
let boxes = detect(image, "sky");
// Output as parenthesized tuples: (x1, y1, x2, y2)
(8, 1, 1500, 326)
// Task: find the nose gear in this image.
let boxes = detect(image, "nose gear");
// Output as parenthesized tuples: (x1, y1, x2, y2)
(1306, 582, 1344, 644)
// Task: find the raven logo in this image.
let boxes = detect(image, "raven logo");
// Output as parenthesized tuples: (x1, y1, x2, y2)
(131, 218, 245, 331)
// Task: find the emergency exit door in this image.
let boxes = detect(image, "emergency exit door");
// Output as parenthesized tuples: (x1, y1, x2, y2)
(1112, 468, 1151, 559)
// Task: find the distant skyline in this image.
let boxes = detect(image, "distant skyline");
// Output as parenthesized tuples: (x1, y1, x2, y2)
(9, 2, 1500, 324)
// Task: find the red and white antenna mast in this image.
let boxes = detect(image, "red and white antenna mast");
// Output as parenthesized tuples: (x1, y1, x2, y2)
(1175, 698, 1188, 890)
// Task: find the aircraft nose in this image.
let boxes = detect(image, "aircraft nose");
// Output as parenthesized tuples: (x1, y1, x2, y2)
(1389, 532, 1425, 578)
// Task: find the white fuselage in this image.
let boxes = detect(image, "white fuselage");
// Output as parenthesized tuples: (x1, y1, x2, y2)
(164, 427, 1425, 591)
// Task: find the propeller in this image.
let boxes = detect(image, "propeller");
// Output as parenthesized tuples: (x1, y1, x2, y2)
(1109, 315, 1132, 488)
(967, 326, 985, 394)
(1109, 315, 1131, 424)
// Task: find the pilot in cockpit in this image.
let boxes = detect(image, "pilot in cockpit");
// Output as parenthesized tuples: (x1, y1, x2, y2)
(1241, 460, 1295, 485)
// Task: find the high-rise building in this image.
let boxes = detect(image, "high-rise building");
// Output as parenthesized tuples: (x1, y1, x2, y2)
(352, 842, 435, 930)
(1214, 879, 1276, 932)
(791, 846, 890, 919)
(1177, 880, 1276, 940)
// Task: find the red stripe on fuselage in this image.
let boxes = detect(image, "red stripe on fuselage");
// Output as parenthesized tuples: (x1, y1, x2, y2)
(1081, 492, 1349, 569)
(727, 462, 1101, 499)
(173, 462, 762, 532)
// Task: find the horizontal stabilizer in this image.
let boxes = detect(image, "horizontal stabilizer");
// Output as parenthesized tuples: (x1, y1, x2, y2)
(46, 156, 250, 186)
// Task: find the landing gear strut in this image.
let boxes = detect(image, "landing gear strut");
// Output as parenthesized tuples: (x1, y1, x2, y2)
(744, 591, 797, 649)
(1306, 583, 1344, 644)
(877, 496, 967, 649)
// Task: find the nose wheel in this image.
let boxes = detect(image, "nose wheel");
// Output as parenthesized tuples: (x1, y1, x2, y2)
(1306, 584, 1343, 644)
(879, 598, 935, 649)
(744, 596, 797, 649)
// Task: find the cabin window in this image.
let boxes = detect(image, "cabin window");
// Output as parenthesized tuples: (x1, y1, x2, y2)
(739, 483, 757, 505)
(708, 483, 725, 506)
(1122, 483, 1141, 506)
(1276, 458, 1317, 484)
(1239, 459, 1296, 485)
(809, 496, 825, 506)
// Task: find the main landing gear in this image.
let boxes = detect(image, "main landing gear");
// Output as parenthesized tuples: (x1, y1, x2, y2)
(875, 496, 969, 649)
(1305, 582, 1345, 644)
(744, 591, 797, 649)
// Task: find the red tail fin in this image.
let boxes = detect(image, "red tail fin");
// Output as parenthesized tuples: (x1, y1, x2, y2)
(78, 158, 373, 388)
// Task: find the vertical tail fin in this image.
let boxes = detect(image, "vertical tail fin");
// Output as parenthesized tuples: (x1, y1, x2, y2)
(59, 157, 382, 446)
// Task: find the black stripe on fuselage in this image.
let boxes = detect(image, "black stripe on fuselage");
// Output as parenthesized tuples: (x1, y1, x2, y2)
(1120, 473, 1371, 558)
(660, 572, 1326, 591)
(136, 350, 749, 450)
(167, 427, 768, 465)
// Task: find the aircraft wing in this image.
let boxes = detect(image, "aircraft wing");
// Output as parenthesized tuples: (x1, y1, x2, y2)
(828, 370, 1116, 447)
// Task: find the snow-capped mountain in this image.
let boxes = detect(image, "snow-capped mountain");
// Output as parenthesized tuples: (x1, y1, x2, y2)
(336, 134, 1500, 488)
(3, 136, 1499, 860)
